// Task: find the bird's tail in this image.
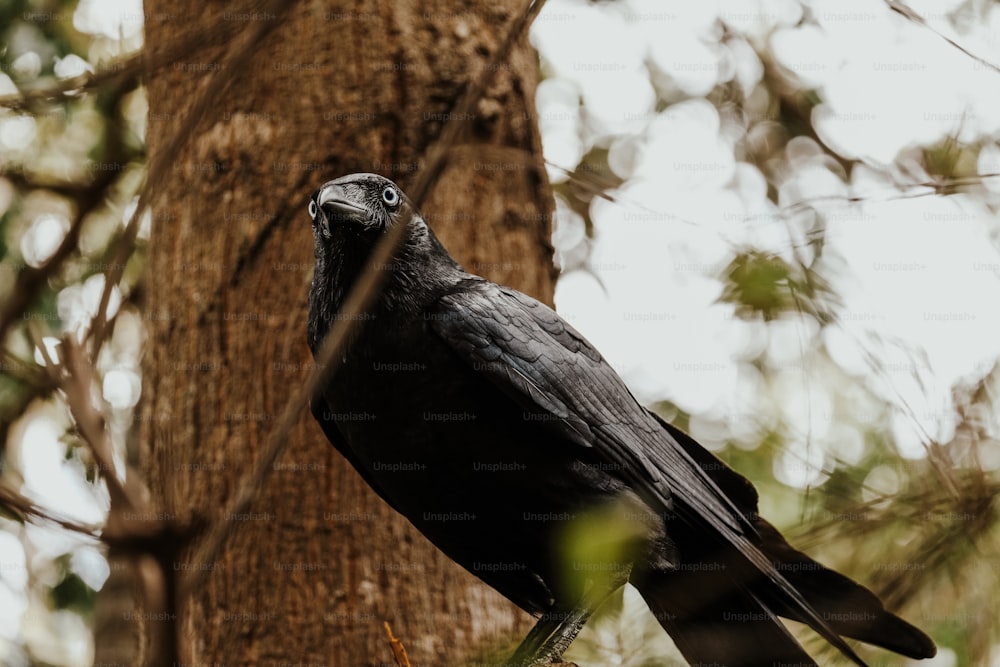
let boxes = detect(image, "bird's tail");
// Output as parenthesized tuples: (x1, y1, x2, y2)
(637, 560, 820, 667)
(634, 520, 936, 667)
(752, 517, 937, 659)
(638, 413, 936, 665)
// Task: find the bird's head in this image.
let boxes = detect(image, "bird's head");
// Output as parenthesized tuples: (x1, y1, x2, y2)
(306, 173, 465, 338)
(308, 173, 418, 244)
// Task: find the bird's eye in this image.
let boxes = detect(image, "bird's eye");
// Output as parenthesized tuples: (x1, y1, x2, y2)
(381, 186, 399, 207)
(308, 200, 318, 218)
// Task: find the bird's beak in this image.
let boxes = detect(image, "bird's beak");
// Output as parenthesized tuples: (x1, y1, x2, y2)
(317, 184, 367, 222)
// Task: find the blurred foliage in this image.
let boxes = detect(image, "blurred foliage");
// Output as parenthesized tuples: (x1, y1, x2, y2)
(553, 148, 624, 233)
(50, 555, 95, 616)
(536, 2, 1000, 666)
(721, 250, 795, 319)
(1, 0, 145, 664)
(719, 249, 838, 325)
(556, 496, 649, 600)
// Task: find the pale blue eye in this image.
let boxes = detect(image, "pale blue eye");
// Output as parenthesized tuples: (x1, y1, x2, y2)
(382, 187, 399, 206)
(308, 200, 318, 218)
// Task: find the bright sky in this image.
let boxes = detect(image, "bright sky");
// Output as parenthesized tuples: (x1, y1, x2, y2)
(533, 0, 1000, 485)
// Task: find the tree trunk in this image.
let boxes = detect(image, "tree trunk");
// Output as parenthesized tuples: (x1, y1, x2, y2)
(141, 1, 553, 664)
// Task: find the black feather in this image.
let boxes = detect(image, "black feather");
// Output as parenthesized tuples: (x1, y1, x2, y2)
(306, 174, 936, 665)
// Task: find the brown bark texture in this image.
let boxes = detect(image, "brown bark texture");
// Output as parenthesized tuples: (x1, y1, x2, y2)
(140, 0, 554, 665)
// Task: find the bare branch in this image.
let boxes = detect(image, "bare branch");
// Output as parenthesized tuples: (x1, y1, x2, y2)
(0, 484, 103, 538)
(0, 5, 276, 112)
(0, 75, 138, 347)
(0, 61, 142, 112)
(58, 336, 144, 512)
(0, 192, 94, 343)
(886, 0, 1000, 75)
(782, 173, 1000, 216)
(136, 552, 177, 667)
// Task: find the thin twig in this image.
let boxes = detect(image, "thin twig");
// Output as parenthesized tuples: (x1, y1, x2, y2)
(136, 551, 176, 667)
(0, 71, 137, 347)
(886, 0, 1000, 75)
(58, 336, 144, 512)
(384, 622, 414, 667)
(0, 190, 97, 343)
(0, 484, 103, 537)
(0, 9, 273, 112)
(0, 61, 142, 112)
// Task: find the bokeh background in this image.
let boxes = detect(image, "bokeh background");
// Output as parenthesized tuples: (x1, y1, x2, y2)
(1, 0, 998, 664)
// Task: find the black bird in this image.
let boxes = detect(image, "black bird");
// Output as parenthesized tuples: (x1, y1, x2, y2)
(306, 173, 936, 666)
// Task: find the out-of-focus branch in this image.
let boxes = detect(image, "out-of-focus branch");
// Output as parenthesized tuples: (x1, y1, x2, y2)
(0, 350, 48, 387)
(0, 4, 275, 112)
(0, 484, 103, 537)
(0, 73, 137, 348)
(55, 337, 143, 512)
(0, 190, 97, 343)
(0, 63, 142, 112)
(136, 551, 176, 667)
(780, 173, 1000, 217)
(885, 0, 1000, 75)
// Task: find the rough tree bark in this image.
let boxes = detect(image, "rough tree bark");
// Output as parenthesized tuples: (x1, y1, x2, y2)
(141, 0, 553, 664)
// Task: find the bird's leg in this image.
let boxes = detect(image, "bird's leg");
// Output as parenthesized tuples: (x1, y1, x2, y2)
(508, 607, 587, 666)
(509, 566, 632, 667)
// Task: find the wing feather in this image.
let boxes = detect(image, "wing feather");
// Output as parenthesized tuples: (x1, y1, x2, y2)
(428, 279, 869, 666)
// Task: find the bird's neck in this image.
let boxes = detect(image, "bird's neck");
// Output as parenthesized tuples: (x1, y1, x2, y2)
(307, 222, 467, 354)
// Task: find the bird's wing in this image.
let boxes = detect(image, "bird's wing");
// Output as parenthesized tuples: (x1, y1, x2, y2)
(428, 278, 869, 666)
(428, 279, 752, 533)
(311, 394, 402, 513)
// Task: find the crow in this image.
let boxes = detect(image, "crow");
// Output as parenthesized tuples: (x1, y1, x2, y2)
(306, 173, 936, 666)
